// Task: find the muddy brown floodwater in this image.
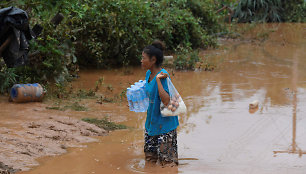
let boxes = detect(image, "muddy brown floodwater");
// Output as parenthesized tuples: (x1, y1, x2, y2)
(0, 23, 305, 174)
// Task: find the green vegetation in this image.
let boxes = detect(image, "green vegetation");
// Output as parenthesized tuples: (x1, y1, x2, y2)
(0, 0, 221, 94)
(232, 0, 305, 22)
(0, 66, 17, 93)
(0, 0, 304, 94)
(46, 102, 88, 111)
(74, 89, 96, 99)
(282, 0, 306, 22)
(45, 77, 124, 112)
(0, 0, 80, 94)
(45, 106, 62, 111)
(233, 0, 283, 22)
(72, 0, 221, 67)
(173, 50, 200, 70)
(82, 117, 127, 131)
(171, 49, 216, 71)
(67, 102, 88, 111)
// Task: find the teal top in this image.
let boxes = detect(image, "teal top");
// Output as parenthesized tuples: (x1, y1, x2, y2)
(144, 69, 179, 136)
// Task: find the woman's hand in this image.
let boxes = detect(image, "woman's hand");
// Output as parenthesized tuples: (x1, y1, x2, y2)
(156, 72, 170, 106)
(156, 72, 168, 79)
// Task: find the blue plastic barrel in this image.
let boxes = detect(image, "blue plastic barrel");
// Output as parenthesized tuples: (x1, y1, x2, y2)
(10, 83, 45, 103)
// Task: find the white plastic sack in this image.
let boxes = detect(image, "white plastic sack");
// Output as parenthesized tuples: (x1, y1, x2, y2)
(160, 77, 187, 117)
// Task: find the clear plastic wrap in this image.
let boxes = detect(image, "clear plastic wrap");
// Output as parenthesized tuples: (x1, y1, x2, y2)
(160, 77, 187, 117)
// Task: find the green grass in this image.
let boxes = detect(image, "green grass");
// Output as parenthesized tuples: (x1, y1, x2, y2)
(66, 102, 88, 111)
(73, 89, 97, 99)
(46, 102, 88, 111)
(82, 117, 127, 131)
(45, 106, 64, 111)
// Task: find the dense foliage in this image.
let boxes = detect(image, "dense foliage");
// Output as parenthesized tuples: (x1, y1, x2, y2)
(232, 0, 306, 22)
(0, 0, 221, 93)
(282, 0, 306, 22)
(0, 0, 303, 94)
(73, 0, 221, 67)
(1, 0, 80, 89)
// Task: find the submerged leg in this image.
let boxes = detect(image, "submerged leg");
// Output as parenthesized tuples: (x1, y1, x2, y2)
(157, 129, 178, 166)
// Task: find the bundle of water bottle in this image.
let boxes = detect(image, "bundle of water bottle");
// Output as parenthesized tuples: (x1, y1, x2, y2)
(126, 80, 149, 112)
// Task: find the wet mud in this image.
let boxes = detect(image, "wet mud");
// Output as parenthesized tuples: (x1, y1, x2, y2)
(0, 100, 107, 173)
(0, 23, 305, 174)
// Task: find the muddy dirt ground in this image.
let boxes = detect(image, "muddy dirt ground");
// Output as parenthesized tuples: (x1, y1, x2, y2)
(0, 99, 107, 173)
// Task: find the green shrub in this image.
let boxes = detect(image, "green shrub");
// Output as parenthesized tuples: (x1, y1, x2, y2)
(0, 0, 222, 93)
(72, 0, 156, 67)
(173, 49, 200, 70)
(1, 0, 79, 84)
(72, 0, 221, 67)
(233, 0, 283, 22)
(282, 0, 306, 22)
(232, 0, 306, 22)
(186, 0, 221, 35)
(0, 0, 81, 92)
(0, 66, 17, 94)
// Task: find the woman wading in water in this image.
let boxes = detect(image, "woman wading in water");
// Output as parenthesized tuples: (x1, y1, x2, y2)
(141, 40, 179, 166)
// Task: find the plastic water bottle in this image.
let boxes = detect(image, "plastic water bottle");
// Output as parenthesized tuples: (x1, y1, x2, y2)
(137, 86, 145, 112)
(141, 85, 148, 111)
(142, 83, 149, 110)
(126, 80, 149, 112)
(139, 88, 145, 112)
(126, 88, 134, 111)
(138, 80, 148, 111)
(130, 85, 136, 111)
(131, 85, 140, 112)
(141, 80, 149, 112)
(136, 80, 147, 112)
(133, 82, 140, 112)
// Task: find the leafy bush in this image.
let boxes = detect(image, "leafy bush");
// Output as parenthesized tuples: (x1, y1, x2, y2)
(0, 0, 222, 93)
(282, 0, 306, 22)
(0, 0, 80, 90)
(232, 0, 306, 22)
(0, 65, 17, 93)
(232, 0, 283, 22)
(72, 0, 156, 67)
(72, 0, 221, 67)
(173, 49, 200, 70)
(186, 0, 221, 35)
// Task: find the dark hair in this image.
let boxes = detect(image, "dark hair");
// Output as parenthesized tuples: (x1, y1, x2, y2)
(143, 40, 165, 67)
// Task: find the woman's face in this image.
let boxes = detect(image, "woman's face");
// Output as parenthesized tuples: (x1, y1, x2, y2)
(141, 52, 155, 70)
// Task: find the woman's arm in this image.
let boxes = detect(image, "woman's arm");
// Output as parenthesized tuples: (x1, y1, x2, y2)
(156, 72, 170, 106)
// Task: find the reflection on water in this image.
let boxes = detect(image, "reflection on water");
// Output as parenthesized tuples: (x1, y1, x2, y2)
(19, 23, 306, 174)
(273, 42, 306, 157)
(177, 23, 306, 174)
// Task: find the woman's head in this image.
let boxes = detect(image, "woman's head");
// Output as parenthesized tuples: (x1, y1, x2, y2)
(141, 40, 165, 70)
